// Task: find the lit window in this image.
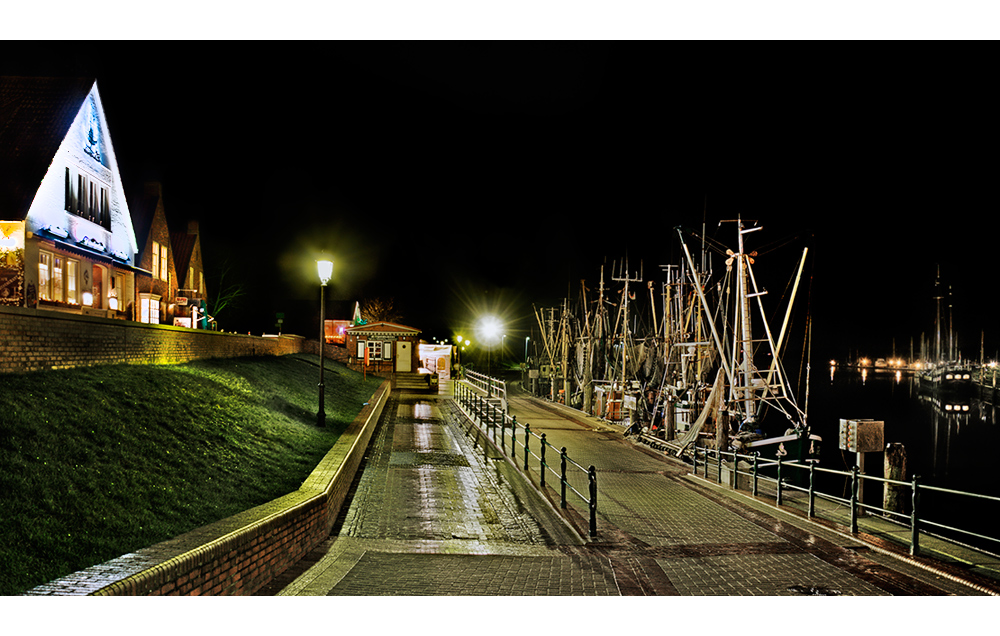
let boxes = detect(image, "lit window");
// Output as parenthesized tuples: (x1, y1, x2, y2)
(159, 245, 167, 282)
(39, 252, 52, 300)
(66, 259, 79, 304)
(52, 256, 63, 302)
(151, 242, 160, 279)
(139, 293, 160, 324)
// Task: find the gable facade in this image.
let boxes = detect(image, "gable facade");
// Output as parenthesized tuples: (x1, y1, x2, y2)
(345, 321, 422, 374)
(0, 77, 140, 319)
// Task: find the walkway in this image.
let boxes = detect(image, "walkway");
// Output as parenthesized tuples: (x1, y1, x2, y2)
(264, 384, 993, 596)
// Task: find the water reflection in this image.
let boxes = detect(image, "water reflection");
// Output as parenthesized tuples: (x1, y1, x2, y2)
(817, 371, 998, 492)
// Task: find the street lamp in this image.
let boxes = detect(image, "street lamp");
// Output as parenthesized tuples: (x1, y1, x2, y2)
(317, 258, 333, 427)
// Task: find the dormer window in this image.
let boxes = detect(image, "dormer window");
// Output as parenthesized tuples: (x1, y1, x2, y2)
(65, 166, 111, 231)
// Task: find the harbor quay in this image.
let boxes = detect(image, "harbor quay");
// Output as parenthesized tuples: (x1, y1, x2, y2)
(264, 382, 998, 598)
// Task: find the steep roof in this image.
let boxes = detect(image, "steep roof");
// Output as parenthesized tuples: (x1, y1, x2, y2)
(0, 76, 96, 221)
(170, 230, 196, 283)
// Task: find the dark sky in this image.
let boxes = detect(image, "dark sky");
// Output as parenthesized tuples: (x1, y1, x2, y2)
(4, 44, 997, 364)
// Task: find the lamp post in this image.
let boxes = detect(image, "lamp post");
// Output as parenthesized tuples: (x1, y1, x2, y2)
(317, 258, 333, 427)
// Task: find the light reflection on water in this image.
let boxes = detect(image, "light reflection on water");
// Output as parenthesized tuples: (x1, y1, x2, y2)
(812, 368, 999, 545)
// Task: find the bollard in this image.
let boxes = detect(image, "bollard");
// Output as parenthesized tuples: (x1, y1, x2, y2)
(910, 475, 921, 556)
(588, 465, 598, 538)
(560, 447, 568, 509)
(850, 465, 860, 534)
(540, 433, 547, 489)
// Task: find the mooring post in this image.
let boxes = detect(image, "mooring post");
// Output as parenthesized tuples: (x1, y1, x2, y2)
(884, 443, 907, 516)
(850, 465, 860, 534)
(911, 475, 921, 556)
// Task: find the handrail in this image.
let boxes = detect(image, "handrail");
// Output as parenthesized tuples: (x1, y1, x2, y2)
(688, 443, 1000, 558)
(454, 378, 597, 538)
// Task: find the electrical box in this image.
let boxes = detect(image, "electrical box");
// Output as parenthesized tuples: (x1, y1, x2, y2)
(838, 419, 884, 453)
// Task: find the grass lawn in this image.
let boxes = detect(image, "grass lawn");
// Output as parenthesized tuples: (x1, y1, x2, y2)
(0, 354, 384, 595)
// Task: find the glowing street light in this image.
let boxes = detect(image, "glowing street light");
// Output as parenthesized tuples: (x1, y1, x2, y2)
(317, 258, 333, 427)
(478, 315, 503, 393)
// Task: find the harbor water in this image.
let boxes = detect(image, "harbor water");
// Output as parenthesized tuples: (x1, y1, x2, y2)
(807, 365, 1000, 552)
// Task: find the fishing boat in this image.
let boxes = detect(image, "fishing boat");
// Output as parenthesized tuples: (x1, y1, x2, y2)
(527, 216, 820, 470)
(650, 218, 820, 468)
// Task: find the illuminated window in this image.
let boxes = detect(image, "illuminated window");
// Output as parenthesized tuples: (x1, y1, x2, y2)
(39, 252, 52, 300)
(38, 251, 79, 304)
(52, 256, 64, 302)
(66, 259, 79, 304)
(368, 341, 383, 360)
(151, 241, 160, 279)
(139, 293, 160, 324)
(159, 245, 167, 282)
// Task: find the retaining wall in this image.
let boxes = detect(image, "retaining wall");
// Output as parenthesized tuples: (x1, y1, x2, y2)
(0, 305, 307, 373)
(26, 379, 391, 596)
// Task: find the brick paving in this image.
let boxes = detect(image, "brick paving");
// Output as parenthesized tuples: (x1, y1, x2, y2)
(270, 388, 985, 597)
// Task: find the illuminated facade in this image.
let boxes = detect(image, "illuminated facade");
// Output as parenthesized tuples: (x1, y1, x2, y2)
(345, 322, 421, 375)
(0, 77, 139, 316)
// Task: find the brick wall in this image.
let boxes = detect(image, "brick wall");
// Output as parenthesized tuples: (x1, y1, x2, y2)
(0, 305, 308, 373)
(27, 379, 391, 596)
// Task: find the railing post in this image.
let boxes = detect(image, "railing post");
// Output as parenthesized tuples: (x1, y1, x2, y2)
(716, 448, 722, 484)
(540, 433, 547, 488)
(524, 424, 531, 471)
(752, 453, 759, 497)
(692, 442, 698, 476)
(910, 475, 921, 556)
(808, 461, 816, 518)
(560, 447, 568, 509)
(500, 414, 506, 455)
(776, 455, 783, 506)
(588, 465, 598, 538)
(511, 416, 518, 464)
(850, 465, 859, 534)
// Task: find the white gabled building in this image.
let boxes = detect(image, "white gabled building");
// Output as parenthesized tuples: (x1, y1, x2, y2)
(0, 76, 140, 317)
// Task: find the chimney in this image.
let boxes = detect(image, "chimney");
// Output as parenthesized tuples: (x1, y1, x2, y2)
(188, 220, 199, 235)
(144, 181, 163, 198)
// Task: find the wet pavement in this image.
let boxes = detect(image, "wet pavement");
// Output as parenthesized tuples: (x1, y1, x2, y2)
(265, 386, 991, 596)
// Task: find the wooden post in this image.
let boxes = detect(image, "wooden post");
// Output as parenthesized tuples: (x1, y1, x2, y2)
(716, 408, 729, 453)
(884, 443, 908, 515)
(665, 396, 676, 441)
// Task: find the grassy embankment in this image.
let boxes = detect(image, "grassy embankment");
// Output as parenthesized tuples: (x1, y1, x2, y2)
(0, 354, 384, 595)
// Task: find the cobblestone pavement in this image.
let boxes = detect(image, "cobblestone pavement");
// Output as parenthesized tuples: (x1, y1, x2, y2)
(268, 389, 983, 597)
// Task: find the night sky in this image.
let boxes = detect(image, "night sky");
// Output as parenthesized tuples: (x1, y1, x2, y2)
(3, 43, 997, 365)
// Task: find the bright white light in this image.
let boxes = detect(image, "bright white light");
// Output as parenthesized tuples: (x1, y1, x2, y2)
(317, 259, 333, 285)
(478, 315, 502, 344)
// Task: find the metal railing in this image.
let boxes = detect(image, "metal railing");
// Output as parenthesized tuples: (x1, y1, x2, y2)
(689, 444, 1000, 557)
(454, 379, 598, 538)
(462, 369, 508, 405)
